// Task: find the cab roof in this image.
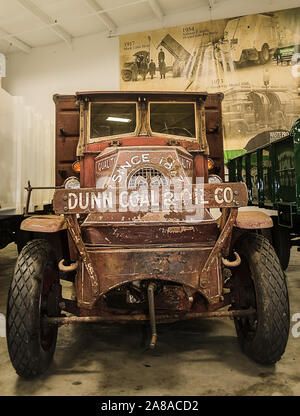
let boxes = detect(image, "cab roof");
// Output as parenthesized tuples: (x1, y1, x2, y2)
(76, 91, 208, 102)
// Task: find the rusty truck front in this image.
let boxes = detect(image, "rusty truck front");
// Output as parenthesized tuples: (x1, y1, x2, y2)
(52, 91, 248, 324)
(6, 91, 290, 378)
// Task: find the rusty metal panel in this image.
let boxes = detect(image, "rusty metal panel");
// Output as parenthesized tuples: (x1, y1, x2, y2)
(236, 210, 273, 229)
(82, 209, 215, 226)
(204, 94, 224, 179)
(81, 223, 218, 245)
(64, 214, 99, 300)
(75, 245, 221, 308)
(20, 215, 66, 233)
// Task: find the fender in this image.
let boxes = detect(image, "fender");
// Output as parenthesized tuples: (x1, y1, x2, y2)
(21, 215, 67, 233)
(235, 211, 273, 229)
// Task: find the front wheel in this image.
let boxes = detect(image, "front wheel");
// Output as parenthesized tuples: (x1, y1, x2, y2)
(121, 69, 132, 82)
(231, 233, 289, 365)
(6, 239, 61, 378)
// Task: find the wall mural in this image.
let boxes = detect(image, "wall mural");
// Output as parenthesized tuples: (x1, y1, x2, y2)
(119, 7, 300, 162)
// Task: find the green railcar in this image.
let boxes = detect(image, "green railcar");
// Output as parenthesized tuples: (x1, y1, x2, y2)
(228, 118, 300, 270)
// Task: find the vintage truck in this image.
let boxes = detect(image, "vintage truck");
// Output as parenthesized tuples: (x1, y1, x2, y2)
(273, 44, 300, 65)
(6, 91, 289, 378)
(121, 51, 150, 82)
(228, 118, 300, 270)
(215, 14, 278, 69)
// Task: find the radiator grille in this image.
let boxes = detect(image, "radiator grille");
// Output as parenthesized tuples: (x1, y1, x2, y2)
(128, 167, 168, 188)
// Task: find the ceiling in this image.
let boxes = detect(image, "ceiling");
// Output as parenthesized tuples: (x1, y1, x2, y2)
(0, 0, 298, 54)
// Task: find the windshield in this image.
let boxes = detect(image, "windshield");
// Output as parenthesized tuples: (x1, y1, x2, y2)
(149, 102, 196, 138)
(90, 102, 137, 139)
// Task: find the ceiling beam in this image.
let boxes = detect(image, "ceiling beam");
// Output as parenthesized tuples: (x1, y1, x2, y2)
(84, 0, 117, 32)
(148, 0, 164, 20)
(16, 0, 72, 48)
(0, 27, 31, 53)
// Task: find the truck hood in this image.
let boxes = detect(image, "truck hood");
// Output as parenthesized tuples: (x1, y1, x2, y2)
(94, 145, 194, 189)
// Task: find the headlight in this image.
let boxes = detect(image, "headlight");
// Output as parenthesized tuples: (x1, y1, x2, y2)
(207, 158, 215, 171)
(72, 160, 80, 173)
(208, 174, 222, 184)
(64, 176, 80, 189)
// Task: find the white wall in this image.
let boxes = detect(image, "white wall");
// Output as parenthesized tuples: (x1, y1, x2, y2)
(0, 88, 54, 214)
(3, 0, 300, 123)
(3, 32, 119, 122)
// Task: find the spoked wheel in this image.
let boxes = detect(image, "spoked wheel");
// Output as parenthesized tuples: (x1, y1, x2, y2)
(231, 233, 290, 365)
(6, 239, 61, 378)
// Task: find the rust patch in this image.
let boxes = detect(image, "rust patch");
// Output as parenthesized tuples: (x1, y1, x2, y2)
(45, 308, 256, 325)
(21, 215, 66, 233)
(236, 211, 273, 229)
(165, 226, 195, 234)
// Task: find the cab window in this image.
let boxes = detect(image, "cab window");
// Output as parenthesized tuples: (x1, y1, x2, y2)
(90, 103, 137, 139)
(149, 102, 196, 138)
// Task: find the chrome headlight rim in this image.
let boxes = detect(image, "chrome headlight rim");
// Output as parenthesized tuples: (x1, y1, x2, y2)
(63, 176, 80, 189)
(208, 174, 223, 184)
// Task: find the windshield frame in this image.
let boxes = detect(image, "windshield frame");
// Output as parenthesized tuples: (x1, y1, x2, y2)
(87, 101, 139, 143)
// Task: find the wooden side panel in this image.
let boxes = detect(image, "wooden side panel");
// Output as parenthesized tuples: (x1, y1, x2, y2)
(204, 93, 224, 180)
(54, 94, 79, 186)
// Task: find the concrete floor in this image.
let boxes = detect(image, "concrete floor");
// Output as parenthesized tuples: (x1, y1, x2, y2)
(0, 243, 300, 396)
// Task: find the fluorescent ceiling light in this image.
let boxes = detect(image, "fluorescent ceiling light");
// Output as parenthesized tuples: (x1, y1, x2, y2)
(106, 116, 131, 123)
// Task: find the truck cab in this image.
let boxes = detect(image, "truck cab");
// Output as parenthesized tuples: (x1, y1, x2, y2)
(6, 91, 290, 378)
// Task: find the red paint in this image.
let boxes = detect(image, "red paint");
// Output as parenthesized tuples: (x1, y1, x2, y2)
(81, 136, 203, 188)
(194, 154, 208, 182)
(85, 136, 201, 153)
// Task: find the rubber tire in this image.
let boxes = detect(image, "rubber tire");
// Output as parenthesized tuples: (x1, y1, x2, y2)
(259, 44, 270, 64)
(233, 233, 290, 365)
(6, 239, 59, 378)
(121, 69, 132, 82)
(272, 223, 290, 271)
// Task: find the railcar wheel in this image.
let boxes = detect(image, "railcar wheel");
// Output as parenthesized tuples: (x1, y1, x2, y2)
(7, 239, 60, 378)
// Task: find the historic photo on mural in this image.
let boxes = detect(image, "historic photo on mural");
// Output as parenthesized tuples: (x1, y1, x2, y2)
(119, 7, 300, 160)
